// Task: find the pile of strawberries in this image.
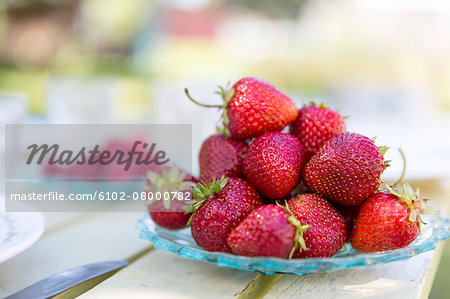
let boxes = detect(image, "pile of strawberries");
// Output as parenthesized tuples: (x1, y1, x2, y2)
(146, 77, 433, 259)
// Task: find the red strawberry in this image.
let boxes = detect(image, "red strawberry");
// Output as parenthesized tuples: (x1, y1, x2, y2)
(227, 205, 294, 258)
(199, 134, 248, 183)
(290, 102, 346, 161)
(303, 132, 387, 206)
(243, 132, 305, 200)
(145, 166, 197, 230)
(185, 77, 298, 140)
(147, 200, 192, 230)
(350, 184, 435, 252)
(186, 177, 263, 253)
(288, 193, 346, 258)
(334, 204, 361, 241)
(227, 204, 306, 259)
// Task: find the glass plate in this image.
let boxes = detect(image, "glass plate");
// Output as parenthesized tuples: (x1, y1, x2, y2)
(137, 213, 450, 275)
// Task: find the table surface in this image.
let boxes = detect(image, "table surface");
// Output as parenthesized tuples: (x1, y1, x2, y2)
(0, 178, 449, 299)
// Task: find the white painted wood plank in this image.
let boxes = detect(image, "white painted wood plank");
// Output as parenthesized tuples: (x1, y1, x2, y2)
(0, 212, 149, 298)
(264, 245, 443, 299)
(41, 212, 86, 231)
(78, 249, 258, 299)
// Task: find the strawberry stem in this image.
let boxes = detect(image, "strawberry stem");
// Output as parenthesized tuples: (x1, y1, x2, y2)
(215, 125, 231, 137)
(184, 88, 223, 108)
(393, 148, 406, 186)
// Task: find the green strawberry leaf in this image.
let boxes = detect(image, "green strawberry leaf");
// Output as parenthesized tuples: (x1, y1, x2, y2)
(144, 165, 195, 210)
(279, 201, 310, 259)
(184, 176, 229, 222)
(387, 182, 437, 226)
(378, 146, 389, 156)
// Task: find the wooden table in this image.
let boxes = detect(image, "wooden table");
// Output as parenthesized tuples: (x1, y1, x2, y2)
(0, 178, 449, 299)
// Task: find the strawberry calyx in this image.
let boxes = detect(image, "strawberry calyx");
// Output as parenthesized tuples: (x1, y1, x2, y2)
(307, 101, 349, 119)
(371, 137, 390, 168)
(215, 85, 235, 137)
(308, 101, 328, 109)
(144, 165, 193, 210)
(278, 202, 310, 259)
(386, 183, 437, 226)
(378, 145, 389, 156)
(215, 84, 235, 105)
(184, 176, 229, 225)
(184, 86, 235, 137)
(215, 125, 230, 137)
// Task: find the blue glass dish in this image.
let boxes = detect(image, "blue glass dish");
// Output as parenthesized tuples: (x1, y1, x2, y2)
(137, 214, 450, 275)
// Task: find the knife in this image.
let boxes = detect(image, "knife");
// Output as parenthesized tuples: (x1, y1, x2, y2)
(5, 261, 128, 299)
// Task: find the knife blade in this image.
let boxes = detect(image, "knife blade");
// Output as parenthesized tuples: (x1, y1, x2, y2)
(5, 260, 128, 299)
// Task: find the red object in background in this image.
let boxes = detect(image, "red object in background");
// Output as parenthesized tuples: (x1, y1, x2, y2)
(42, 135, 163, 180)
(102, 137, 161, 179)
(163, 8, 223, 37)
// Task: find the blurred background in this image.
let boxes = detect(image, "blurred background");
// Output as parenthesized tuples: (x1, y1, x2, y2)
(0, 0, 449, 297)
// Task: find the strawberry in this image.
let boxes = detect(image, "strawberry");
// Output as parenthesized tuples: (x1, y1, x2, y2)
(186, 177, 263, 253)
(303, 132, 388, 206)
(145, 166, 197, 230)
(334, 204, 361, 241)
(243, 132, 305, 200)
(290, 102, 346, 161)
(227, 204, 308, 259)
(185, 77, 298, 140)
(288, 193, 346, 258)
(199, 134, 248, 183)
(147, 200, 192, 230)
(350, 184, 435, 252)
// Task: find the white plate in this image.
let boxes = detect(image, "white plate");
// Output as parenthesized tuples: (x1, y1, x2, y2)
(0, 211, 45, 264)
